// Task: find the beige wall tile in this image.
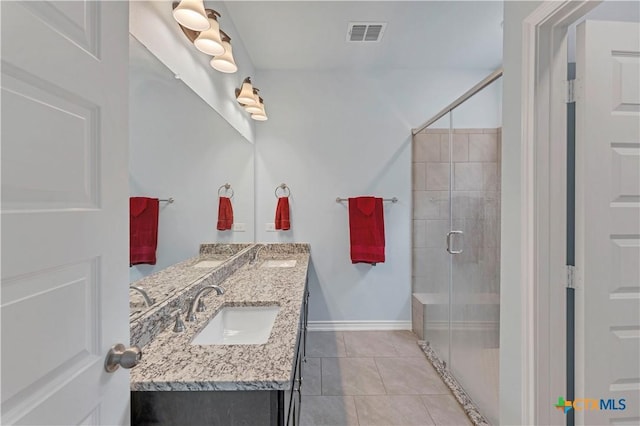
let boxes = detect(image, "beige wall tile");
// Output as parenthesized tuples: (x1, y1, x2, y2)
(413, 133, 441, 162)
(426, 163, 449, 190)
(454, 163, 483, 190)
(469, 133, 498, 162)
(425, 219, 449, 249)
(413, 191, 441, 219)
(413, 219, 427, 248)
(439, 134, 470, 162)
(482, 162, 498, 191)
(413, 162, 426, 190)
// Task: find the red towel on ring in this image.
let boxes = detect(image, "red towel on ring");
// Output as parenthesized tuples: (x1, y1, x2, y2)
(275, 197, 290, 230)
(130, 197, 159, 265)
(348, 197, 385, 264)
(217, 196, 234, 230)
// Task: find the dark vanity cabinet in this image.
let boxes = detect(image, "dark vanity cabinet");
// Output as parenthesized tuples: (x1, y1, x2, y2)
(132, 283, 309, 426)
(282, 283, 309, 425)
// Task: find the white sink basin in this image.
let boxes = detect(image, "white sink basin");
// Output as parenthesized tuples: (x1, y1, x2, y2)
(191, 305, 280, 345)
(193, 260, 224, 268)
(261, 259, 297, 268)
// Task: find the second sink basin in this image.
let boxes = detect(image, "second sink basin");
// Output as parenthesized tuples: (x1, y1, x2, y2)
(261, 259, 297, 268)
(193, 260, 224, 268)
(191, 305, 280, 345)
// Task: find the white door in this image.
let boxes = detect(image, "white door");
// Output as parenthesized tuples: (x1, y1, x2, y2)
(1, 1, 130, 424)
(575, 20, 640, 425)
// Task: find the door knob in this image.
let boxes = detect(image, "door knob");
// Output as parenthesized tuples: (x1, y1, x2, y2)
(104, 343, 142, 372)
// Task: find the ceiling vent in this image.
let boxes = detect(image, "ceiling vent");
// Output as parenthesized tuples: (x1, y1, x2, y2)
(346, 22, 387, 42)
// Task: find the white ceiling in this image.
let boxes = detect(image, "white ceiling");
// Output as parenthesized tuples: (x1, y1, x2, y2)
(219, 1, 503, 70)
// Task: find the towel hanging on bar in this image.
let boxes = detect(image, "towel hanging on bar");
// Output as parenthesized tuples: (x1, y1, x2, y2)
(337, 197, 397, 203)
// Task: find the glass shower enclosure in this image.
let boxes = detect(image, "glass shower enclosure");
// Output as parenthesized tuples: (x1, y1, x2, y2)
(412, 73, 501, 424)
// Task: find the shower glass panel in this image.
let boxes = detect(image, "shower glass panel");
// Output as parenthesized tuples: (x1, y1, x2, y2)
(413, 113, 452, 366)
(412, 74, 501, 424)
(449, 79, 501, 425)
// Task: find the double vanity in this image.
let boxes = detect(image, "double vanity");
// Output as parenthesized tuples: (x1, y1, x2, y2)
(129, 243, 310, 426)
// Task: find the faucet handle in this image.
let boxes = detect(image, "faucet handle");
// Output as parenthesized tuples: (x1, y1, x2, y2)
(171, 309, 185, 333)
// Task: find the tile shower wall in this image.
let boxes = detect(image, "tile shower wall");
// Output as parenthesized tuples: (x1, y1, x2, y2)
(412, 128, 501, 297)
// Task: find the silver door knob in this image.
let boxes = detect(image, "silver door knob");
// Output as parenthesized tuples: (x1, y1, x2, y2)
(104, 343, 142, 372)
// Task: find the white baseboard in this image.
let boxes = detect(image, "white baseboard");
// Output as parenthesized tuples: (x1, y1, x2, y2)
(307, 320, 412, 331)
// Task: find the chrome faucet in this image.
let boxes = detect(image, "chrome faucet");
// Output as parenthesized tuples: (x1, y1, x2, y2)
(250, 244, 268, 264)
(129, 285, 155, 307)
(185, 285, 225, 322)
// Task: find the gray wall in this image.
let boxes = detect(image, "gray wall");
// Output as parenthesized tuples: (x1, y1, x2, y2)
(253, 68, 499, 325)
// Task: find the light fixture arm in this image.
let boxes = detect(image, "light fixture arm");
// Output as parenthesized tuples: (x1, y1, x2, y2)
(219, 30, 231, 43)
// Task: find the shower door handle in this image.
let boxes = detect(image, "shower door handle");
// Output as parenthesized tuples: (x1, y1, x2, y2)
(446, 230, 463, 254)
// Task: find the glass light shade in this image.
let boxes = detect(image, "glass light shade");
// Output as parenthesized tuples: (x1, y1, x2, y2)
(237, 81, 257, 105)
(173, 0, 210, 31)
(210, 41, 238, 73)
(251, 111, 268, 121)
(251, 100, 268, 121)
(194, 18, 225, 56)
(244, 103, 262, 114)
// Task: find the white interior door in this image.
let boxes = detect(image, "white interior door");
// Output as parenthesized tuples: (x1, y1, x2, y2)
(575, 20, 640, 425)
(1, 1, 130, 424)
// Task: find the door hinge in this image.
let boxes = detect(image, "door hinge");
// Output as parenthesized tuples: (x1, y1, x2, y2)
(567, 265, 576, 289)
(567, 79, 576, 104)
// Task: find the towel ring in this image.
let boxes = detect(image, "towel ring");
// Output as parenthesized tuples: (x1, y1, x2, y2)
(275, 183, 290, 198)
(218, 183, 234, 199)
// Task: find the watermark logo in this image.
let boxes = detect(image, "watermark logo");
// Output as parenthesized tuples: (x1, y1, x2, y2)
(555, 397, 573, 414)
(554, 396, 627, 414)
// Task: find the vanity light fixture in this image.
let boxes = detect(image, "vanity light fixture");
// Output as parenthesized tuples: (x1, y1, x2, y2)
(251, 97, 268, 121)
(193, 12, 225, 56)
(172, 0, 210, 31)
(210, 31, 238, 73)
(236, 77, 257, 105)
(173, 4, 236, 74)
(243, 89, 263, 114)
(235, 80, 268, 121)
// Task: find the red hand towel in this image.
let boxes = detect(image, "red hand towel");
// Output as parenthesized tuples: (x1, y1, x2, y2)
(217, 196, 234, 230)
(348, 196, 385, 264)
(130, 197, 159, 265)
(275, 197, 290, 230)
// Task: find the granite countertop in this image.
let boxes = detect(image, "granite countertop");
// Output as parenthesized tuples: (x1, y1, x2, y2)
(129, 244, 252, 319)
(130, 245, 310, 392)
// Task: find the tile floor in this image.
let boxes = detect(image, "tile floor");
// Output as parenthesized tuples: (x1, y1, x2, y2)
(300, 331, 472, 426)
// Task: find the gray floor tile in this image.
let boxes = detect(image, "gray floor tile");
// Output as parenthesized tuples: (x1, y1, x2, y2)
(300, 395, 359, 426)
(354, 395, 435, 426)
(375, 357, 450, 395)
(388, 330, 426, 357)
(302, 357, 322, 396)
(421, 395, 472, 426)
(321, 357, 386, 396)
(307, 331, 347, 357)
(343, 331, 398, 357)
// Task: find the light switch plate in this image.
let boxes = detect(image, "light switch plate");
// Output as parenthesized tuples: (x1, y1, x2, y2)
(232, 223, 246, 232)
(265, 223, 276, 232)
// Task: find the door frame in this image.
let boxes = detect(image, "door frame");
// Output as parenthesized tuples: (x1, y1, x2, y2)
(520, 1, 601, 424)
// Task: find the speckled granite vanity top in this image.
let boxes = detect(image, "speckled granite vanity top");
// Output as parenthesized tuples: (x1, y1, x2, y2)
(129, 244, 252, 319)
(130, 244, 310, 392)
